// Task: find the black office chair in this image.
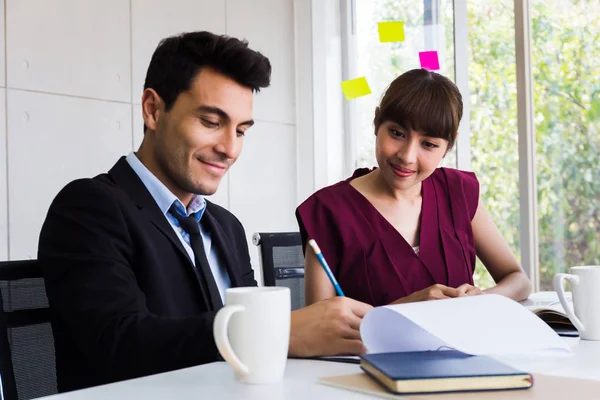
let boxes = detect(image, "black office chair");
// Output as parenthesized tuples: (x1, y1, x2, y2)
(0, 260, 57, 400)
(252, 232, 305, 311)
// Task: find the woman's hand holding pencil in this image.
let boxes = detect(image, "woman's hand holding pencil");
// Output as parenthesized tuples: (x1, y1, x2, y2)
(287, 238, 373, 357)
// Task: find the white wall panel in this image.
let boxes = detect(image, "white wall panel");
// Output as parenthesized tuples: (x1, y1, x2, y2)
(0, 90, 6, 260)
(0, 1, 6, 88)
(132, 103, 230, 209)
(6, 0, 130, 101)
(7, 90, 132, 259)
(133, 104, 144, 150)
(131, 0, 226, 103)
(226, 0, 295, 125)
(229, 121, 297, 282)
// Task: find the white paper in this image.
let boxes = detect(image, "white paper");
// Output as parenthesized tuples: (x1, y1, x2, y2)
(520, 291, 571, 314)
(360, 294, 571, 355)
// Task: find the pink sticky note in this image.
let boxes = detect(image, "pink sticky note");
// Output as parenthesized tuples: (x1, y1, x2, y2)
(419, 51, 440, 71)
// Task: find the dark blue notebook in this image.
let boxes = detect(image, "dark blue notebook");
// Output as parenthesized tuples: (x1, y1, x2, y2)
(360, 350, 533, 395)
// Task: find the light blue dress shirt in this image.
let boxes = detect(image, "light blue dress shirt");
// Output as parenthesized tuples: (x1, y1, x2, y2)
(126, 152, 231, 304)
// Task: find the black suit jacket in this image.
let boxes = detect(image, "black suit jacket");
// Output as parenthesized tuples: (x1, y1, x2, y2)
(38, 157, 257, 393)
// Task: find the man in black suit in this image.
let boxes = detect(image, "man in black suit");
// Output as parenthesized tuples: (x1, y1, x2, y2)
(38, 31, 372, 393)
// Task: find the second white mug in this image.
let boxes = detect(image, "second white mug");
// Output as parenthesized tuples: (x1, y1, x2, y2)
(554, 265, 600, 341)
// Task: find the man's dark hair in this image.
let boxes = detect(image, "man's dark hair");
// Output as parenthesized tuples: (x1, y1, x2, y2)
(143, 31, 271, 112)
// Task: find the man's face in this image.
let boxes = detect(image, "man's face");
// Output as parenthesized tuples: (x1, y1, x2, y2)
(143, 67, 254, 201)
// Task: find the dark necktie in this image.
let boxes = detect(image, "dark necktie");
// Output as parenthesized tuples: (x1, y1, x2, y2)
(169, 205, 223, 310)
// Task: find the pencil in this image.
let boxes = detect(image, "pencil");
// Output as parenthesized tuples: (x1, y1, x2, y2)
(308, 239, 345, 297)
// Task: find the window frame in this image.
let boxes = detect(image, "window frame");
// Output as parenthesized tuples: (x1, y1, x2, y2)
(514, 0, 540, 289)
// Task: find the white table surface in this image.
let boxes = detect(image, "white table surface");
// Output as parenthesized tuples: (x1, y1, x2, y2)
(39, 337, 600, 400)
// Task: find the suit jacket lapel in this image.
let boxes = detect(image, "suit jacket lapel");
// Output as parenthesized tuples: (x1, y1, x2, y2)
(107, 157, 241, 300)
(202, 203, 243, 288)
(107, 157, 194, 267)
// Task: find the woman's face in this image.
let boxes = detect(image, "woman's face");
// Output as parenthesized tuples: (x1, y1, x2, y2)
(375, 120, 449, 192)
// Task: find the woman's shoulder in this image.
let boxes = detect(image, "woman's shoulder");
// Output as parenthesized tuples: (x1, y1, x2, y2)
(431, 168, 480, 219)
(432, 167, 478, 181)
(430, 167, 479, 189)
(299, 168, 374, 207)
(295, 170, 373, 256)
(300, 180, 347, 206)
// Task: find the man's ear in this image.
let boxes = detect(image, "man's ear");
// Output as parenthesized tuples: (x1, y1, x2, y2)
(141, 88, 163, 133)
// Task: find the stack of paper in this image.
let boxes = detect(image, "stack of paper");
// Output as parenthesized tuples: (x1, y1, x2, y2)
(360, 294, 571, 355)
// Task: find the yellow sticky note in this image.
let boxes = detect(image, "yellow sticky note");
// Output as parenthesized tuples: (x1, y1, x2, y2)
(378, 21, 405, 42)
(340, 77, 372, 100)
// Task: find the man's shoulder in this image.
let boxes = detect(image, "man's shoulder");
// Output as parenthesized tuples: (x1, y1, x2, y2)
(52, 173, 122, 207)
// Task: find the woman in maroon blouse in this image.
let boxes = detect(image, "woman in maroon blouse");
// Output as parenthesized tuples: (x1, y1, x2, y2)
(296, 69, 531, 307)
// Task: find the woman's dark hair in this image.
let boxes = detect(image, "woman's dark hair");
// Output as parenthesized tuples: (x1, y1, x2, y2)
(143, 31, 272, 112)
(374, 69, 463, 149)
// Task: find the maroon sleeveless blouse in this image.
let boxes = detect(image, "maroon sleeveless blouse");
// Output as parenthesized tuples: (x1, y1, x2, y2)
(296, 167, 479, 307)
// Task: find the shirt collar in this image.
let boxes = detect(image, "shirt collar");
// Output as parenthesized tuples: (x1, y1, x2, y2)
(125, 152, 206, 219)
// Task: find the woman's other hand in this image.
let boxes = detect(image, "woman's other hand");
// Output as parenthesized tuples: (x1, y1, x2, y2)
(391, 284, 468, 305)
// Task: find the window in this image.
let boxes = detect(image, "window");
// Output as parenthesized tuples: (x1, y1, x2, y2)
(531, 0, 600, 289)
(467, 0, 518, 288)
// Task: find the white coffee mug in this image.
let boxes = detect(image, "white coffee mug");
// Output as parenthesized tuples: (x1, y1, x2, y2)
(213, 287, 290, 384)
(554, 265, 600, 340)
